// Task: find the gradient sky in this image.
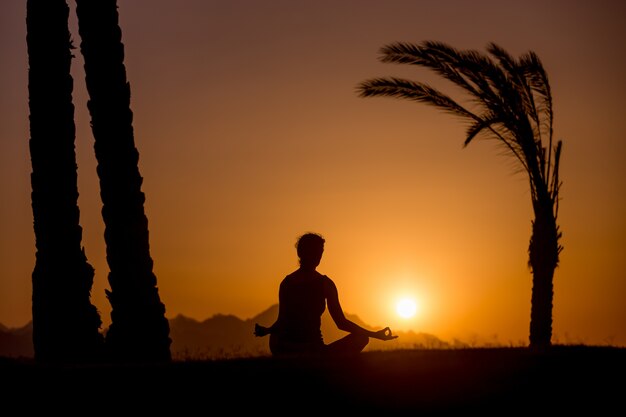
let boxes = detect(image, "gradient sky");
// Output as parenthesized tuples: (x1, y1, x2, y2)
(1, 0, 624, 347)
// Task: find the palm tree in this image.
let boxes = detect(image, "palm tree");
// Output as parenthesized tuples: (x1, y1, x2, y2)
(26, 0, 103, 362)
(74, 0, 171, 362)
(357, 41, 563, 349)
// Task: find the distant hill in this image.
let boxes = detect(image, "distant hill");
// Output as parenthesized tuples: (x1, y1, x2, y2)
(0, 305, 456, 359)
(0, 321, 34, 358)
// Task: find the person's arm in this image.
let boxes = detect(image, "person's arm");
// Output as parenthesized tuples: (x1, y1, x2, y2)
(325, 277, 397, 341)
(254, 308, 280, 337)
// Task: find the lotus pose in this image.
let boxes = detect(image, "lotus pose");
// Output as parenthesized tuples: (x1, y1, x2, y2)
(254, 232, 397, 356)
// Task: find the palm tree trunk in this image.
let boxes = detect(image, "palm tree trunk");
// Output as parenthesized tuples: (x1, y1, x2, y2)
(75, 0, 171, 362)
(26, 0, 103, 362)
(528, 197, 559, 349)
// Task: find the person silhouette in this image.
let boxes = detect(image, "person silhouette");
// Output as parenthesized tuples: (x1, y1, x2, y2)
(254, 232, 398, 357)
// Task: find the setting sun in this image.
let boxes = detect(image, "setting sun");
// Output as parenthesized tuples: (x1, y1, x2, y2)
(396, 297, 418, 318)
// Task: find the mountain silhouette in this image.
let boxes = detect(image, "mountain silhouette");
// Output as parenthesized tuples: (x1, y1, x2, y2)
(0, 321, 34, 358)
(0, 305, 455, 359)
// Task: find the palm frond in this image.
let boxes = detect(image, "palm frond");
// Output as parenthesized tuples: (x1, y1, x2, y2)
(519, 51, 554, 179)
(380, 41, 527, 136)
(488, 44, 553, 168)
(550, 140, 562, 206)
(486, 122, 532, 175)
(463, 115, 531, 175)
(520, 51, 553, 119)
(379, 42, 428, 65)
(357, 77, 477, 120)
(464, 114, 501, 146)
(380, 41, 490, 103)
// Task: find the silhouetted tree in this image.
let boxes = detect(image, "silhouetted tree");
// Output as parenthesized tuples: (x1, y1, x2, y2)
(75, 0, 171, 362)
(357, 41, 563, 349)
(26, 0, 103, 362)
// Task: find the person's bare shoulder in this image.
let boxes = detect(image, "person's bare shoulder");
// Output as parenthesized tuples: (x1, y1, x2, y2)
(282, 270, 300, 283)
(321, 274, 337, 292)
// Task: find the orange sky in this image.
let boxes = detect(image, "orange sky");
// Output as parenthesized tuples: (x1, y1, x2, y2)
(1, 0, 624, 347)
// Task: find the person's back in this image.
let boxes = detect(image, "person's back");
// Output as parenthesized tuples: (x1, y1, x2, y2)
(269, 269, 328, 355)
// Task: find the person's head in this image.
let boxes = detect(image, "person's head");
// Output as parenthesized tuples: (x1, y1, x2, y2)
(295, 232, 325, 269)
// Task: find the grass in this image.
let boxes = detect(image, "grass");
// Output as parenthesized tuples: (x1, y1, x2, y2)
(2, 345, 624, 414)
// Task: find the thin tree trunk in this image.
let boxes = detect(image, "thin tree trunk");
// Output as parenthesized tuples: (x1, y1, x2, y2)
(528, 200, 559, 349)
(74, 0, 171, 362)
(26, 0, 103, 363)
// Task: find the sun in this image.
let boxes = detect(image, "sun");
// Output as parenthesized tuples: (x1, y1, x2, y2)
(396, 297, 418, 318)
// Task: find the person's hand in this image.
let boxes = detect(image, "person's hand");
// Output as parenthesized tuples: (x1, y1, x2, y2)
(374, 327, 398, 341)
(254, 323, 270, 337)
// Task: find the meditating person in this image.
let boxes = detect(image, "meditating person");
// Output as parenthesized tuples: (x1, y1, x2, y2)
(254, 232, 398, 356)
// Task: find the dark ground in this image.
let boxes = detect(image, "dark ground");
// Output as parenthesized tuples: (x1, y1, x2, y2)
(2, 345, 624, 415)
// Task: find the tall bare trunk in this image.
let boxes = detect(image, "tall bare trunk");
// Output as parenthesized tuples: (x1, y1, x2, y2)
(74, 0, 171, 362)
(27, 0, 103, 362)
(528, 199, 559, 349)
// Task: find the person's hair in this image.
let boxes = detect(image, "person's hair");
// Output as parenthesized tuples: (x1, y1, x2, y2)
(295, 232, 325, 264)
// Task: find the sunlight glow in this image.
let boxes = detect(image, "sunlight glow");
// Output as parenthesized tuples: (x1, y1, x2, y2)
(396, 297, 418, 318)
